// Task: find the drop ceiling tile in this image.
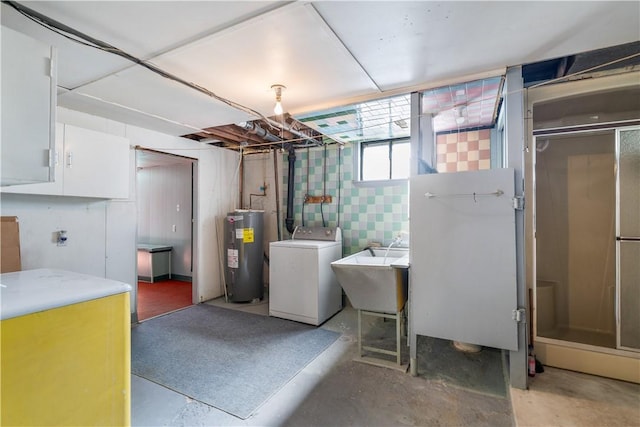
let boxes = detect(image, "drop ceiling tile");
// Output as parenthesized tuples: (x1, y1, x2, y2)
(2, 1, 285, 89)
(71, 65, 253, 131)
(1, 2, 131, 89)
(148, 2, 379, 119)
(22, 1, 285, 57)
(58, 91, 200, 137)
(313, 1, 640, 91)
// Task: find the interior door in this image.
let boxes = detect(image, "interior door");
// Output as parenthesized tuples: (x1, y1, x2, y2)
(409, 168, 518, 350)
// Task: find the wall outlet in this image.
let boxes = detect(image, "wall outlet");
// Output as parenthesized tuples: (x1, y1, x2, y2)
(57, 230, 68, 246)
(172, 224, 177, 232)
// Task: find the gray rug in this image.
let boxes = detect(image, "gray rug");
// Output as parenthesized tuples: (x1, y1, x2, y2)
(131, 304, 340, 419)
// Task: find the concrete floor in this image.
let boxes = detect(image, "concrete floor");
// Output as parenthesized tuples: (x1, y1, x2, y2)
(132, 297, 640, 426)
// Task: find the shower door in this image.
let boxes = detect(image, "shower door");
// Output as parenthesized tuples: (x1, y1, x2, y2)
(535, 126, 640, 353)
(535, 131, 616, 348)
(617, 127, 640, 351)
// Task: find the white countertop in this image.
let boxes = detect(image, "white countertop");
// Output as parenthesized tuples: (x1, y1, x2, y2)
(390, 254, 410, 269)
(137, 244, 173, 252)
(0, 269, 132, 320)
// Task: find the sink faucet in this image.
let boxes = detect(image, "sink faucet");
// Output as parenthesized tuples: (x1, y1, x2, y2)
(392, 231, 409, 248)
(390, 234, 403, 247)
(365, 247, 376, 257)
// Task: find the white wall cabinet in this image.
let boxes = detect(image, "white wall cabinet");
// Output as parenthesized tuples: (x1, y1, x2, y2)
(2, 124, 130, 199)
(1, 26, 56, 186)
(62, 126, 130, 198)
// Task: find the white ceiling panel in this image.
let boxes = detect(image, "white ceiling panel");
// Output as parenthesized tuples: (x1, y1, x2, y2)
(3, 1, 638, 139)
(1, 2, 131, 89)
(57, 91, 200, 137)
(68, 66, 253, 132)
(9, 1, 287, 57)
(149, 2, 379, 117)
(1, 1, 287, 89)
(314, 1, 640, 91)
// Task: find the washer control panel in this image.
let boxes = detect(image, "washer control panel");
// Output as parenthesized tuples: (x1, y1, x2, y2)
(292, 226, 341, 242)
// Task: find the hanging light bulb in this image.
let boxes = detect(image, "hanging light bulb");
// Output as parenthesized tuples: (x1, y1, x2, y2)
(271, 84, 285, 115)
(274, 100, 283, 115)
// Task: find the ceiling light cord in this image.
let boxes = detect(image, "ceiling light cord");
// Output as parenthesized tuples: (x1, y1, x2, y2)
(5, 0, 272, 124)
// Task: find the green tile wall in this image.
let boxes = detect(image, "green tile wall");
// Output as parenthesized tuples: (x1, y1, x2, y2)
(282, 144, 409, 255)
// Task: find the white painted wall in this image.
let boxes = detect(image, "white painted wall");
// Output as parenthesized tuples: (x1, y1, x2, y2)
(1, 107, 240, 314)
(241, 151, 281, 285)
(0, 194, 108, 276)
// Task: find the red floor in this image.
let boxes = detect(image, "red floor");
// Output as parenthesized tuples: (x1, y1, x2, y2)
(137, 279, 192, 321)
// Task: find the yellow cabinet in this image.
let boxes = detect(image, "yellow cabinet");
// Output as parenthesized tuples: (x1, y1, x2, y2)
(1, 269, 132, 426)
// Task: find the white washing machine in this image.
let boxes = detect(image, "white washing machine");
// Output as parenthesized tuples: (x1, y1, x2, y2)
(269, 226, 343, 325)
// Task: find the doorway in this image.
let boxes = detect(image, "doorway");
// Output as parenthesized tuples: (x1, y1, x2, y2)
(135, 149, 197, 321)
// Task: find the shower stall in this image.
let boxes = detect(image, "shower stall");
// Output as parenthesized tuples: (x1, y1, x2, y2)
(535, 130, 618, 349)
(530, 75, 640, 381)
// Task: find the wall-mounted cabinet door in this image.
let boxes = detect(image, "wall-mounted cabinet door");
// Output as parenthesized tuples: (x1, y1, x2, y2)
(1, 26, 56, 186)
(63, 126, 130, 199)
(1, 126, 64, 195)
(1, 125, 130, 199)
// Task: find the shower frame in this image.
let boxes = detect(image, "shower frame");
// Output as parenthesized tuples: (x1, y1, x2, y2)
(525, 72, 640, 382)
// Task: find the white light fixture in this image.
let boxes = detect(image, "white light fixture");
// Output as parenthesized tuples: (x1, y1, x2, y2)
(271, 84, 285, 115)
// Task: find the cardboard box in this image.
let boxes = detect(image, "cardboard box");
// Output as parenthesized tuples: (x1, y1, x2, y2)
(1, 216, 21, 273)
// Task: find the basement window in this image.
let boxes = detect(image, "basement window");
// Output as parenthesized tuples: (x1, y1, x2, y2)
(360, 138, 410, 181)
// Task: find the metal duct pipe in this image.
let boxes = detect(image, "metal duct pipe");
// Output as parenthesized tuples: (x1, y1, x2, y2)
(285, 146, 296, 234)
(264, 117, 324, 146)
(238, 121, 281, 143)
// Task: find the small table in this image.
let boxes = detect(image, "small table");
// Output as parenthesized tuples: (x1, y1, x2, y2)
(137, 244, 172, 283)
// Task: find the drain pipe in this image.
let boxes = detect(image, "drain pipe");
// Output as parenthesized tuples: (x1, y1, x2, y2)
(285, 146, 296, 234)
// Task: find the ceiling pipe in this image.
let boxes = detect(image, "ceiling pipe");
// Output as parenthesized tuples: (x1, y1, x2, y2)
(237, 121, 281, 143)
(239, 119, 325, 147)
(263, 117, 325, 146)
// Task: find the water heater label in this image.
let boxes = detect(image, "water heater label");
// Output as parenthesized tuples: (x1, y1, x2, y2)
(235, 228, 244, 239)
(243, 228, 254, 243)
(227, 249, 238, 268)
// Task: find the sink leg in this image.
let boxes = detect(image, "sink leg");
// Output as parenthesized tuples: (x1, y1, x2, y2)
(409, 327, 418, 376)
(396, 310, 401, 365)
(357, 309, 362, 357)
